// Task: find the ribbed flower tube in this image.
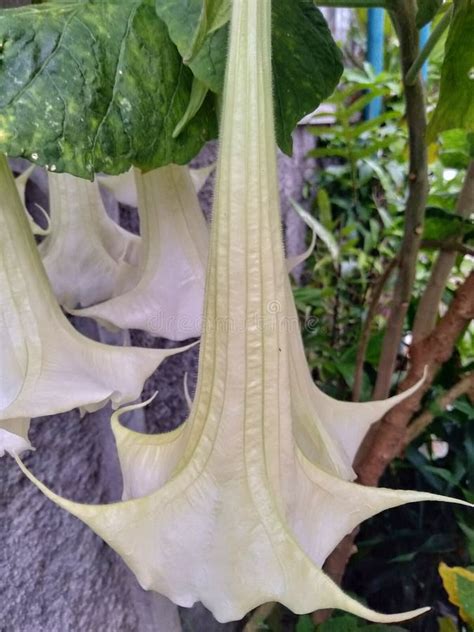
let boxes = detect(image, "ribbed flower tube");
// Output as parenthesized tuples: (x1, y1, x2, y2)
(18, 0, 472, 623)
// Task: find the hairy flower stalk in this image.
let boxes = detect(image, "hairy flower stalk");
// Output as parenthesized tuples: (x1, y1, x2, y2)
(0, 155, 187, 455)
(39, 172, 140, 309)
(71, 165, 208, 341)
(18, 0, 471, 623)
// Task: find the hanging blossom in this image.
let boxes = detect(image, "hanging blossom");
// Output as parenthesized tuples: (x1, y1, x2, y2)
(0, 155, 189, 456)
(71, 165, 209, 341)
(18, 0, 471, 624)
(98, 163, 215, 208)
(39, 172, 141, 310)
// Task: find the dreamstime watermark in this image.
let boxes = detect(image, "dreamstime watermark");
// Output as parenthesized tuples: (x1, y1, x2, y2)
(146, 300, 319, 337)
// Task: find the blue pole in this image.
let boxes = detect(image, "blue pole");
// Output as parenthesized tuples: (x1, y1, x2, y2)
(366, 8, 385, 119)
(419, 23, 431, 82)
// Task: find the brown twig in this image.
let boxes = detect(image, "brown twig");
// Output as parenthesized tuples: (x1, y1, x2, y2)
(373, 1, 429, 400)
(352, 256, 399, 401)
(420, 240, 474, 257)
(356, 270, 474, 485)
(320, 271, 474, 603)
(413, 161, 474, 342)
(406, 372, 474, 444)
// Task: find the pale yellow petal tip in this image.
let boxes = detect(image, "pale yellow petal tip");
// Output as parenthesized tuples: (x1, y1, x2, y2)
(15, 455, 80, 513)
(373, 606, 430, 623)
(111, 391, 159, 433)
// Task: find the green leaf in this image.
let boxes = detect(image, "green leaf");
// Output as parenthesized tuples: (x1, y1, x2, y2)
(427, 0, 474, 142)
(158, 0, 344, 155)
(440, 563, 474, 626)
(360, 626, 408, 632)
(0, 0, 218, 178)
(0, 0, 342, 175)
(457, 574, 474, 622)
(271, 0, 343, 153)
(317, 615, 360, 632)
(423, 207, 474, 241)
(437, 617, 458, 632)
(155, 0, 230, 63)
(173, 77, 210, 138)
(290, 199, 340, 262)
(296, 614, 316, 632)
(416, 0, 443, 28)
(316, 188, 333, 228)
(438, 129, 473, 169)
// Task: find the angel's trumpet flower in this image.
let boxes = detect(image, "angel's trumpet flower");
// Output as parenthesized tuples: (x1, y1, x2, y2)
(0, 155, 187, 454)
(18, 0, 471, 624)
(39, 173, 140, 309)
(15, 165, 50, 237)
(71, 165, 208, 341)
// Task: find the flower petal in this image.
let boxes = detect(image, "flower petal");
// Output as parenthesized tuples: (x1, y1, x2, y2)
(0, 156, 192, 422)
(20, 454, 461, 623)
(71, 166, 208, 341)
(40, 173, 140, 309)
(0, 419, 32, 457)
(15, 165, 51, 237)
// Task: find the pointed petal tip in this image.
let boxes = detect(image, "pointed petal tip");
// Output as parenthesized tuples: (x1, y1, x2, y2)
(0, 436, 34, 458)
(348, 605, 431, 625)
(111, 391, 159, 432)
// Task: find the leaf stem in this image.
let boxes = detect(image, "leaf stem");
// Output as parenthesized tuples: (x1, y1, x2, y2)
(352, 256, 399, 402)
(413, 161, 474, 342)
(405, 5, 453, 86)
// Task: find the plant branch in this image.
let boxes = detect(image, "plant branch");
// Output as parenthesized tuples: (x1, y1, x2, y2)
(352, 256, 399, 402)
(320, 272, 474, 598)
(373, 2, 429, 401)
(405, 5, 453, 86)
(357, 270, 474, 485)
(413, 161, 474, 342)
(421, 239, 474, 257)
(406, 372, 474, 444)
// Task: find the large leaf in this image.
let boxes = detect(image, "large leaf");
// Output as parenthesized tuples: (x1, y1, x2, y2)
(157, 0, 344, 154)
(0, 0, 217, 178)
(0, 0, 342, 176)
(416, 0, 442, 28)
(427, 0, 474, 142)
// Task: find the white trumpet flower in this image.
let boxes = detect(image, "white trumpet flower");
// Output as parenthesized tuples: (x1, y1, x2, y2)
(71, 165, 208, 341)
(0, 154, 188, 455)
(17, 0, 472, 624)
(39, 172, 141, 309)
